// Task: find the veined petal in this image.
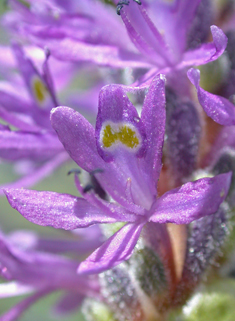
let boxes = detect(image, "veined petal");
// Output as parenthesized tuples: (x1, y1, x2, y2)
(77, 222, 144, 275)
(150, 172, 232, 224)
(4, 189, 125, 230)
(33, 38, 151, 69)
(120, 2, 171, 66)
(180, 26, 227, 67)
(51, 106, 105, 172)
(187, 68, 235, 125)
(141, 74, 166, 184)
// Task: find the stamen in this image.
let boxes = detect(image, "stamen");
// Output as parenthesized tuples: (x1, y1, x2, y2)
(32, 77, 49, 104)
(83, 184, 94, 193)
(83, 178, 107, 200)
(89, 170, 107, 200)
(67, 168, 81, 176)
(116, 0, 141, 15)
(44, 46, 51, 59)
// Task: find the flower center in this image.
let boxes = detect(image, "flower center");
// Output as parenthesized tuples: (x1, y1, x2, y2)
(100, 121, 141, 151)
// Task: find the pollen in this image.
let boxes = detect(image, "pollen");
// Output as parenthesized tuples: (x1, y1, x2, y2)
(32, 78, 48, 104)
(102, 123, 140, 149)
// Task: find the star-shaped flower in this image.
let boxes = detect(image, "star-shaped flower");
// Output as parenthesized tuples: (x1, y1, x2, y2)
(4, 75, 232, 275)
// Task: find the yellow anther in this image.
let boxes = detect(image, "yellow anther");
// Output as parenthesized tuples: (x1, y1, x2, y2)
(32, 78, 48, 104)
(102, 123, 139, 149)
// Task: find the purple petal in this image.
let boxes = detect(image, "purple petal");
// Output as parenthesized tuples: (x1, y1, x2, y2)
(95, 85, 155, 209)
(51, 106, 105, 172)
(172, 0, 202, 51)
(6, 0, 151, 69)
(0, 106, 41, 132)
(147, 0, 201, 60)
(141, 74, 166, 184)
(120, 2, 170, 66)
(180, 26, 228, 67)
(0, 45, 16, 69)
(74, 176, 136, 223)
(34, 38, 151, 69)
(96, 84, 146, 161)
(7, 228, 103, 255)
(50, 106, 147, 212)
(0, 87, 31, 113)
(0, 232, 100, 294)
(12, 43, 57, 110)
(187, 68, 235, 125)
(4, 189, 124, 230)
(150, 172, 232, 224)
(0, 130, 63, 161)
(77, 222, 144, 275)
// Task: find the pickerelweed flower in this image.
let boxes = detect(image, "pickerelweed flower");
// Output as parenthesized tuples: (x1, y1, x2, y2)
(0, 42, 68, 194)
(2, 0, 227, 76)
(4, 76, 232, 276)
(2, 0, 235, 321)
(4, 0, 235, 127)
(0, 226, 102, 320)
(0, 41, 105, 193)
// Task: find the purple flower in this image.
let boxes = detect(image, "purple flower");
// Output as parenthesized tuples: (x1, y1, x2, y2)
(3, 0, 227, 80)
(4, 0, 233, 127)
(0, 42, 103, 194)
(0, 43, 70, 194)
(0, 228, 101, 320)
(4, 75, 232, 275)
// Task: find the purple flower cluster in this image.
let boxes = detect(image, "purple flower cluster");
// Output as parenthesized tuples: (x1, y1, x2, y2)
(1, 0, 235, 320)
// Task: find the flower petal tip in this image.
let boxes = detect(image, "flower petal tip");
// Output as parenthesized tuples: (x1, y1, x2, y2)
(187, 68, 200, 87)
(77, 262, 99, 276)
(210, 25, 228, 52)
